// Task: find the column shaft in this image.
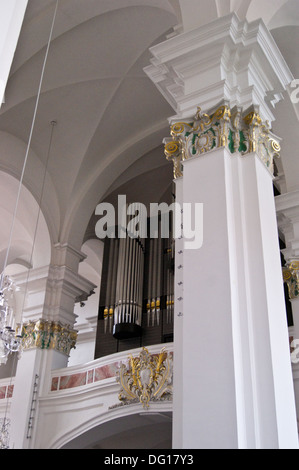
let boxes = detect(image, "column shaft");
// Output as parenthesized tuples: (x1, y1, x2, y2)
(173, 147, 298, 448)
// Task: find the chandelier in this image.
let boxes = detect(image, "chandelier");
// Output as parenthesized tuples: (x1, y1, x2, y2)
(0, 276, 22, 362)
(0, 0, 59, 364)
(0, 0, 60, 452)
(0, 418, 10, 449)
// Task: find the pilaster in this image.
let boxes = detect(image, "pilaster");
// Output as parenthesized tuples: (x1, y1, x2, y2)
(146, 13, 298, 449)
(8, 244, 96, 449)
(276, 190, 299, 428)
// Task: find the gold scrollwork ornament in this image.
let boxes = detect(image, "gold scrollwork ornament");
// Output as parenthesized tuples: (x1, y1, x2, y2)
(115, 347, 173, 409)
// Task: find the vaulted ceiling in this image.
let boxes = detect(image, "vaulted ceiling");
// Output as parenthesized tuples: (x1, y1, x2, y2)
(0, 0, 298, 268)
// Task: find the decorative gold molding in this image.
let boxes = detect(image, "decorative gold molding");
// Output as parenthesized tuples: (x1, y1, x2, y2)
(283, 261, 299, 300)
(164, 103, 281, 179)
(114, 347, 173, 409)
(21, 320, 77, 356)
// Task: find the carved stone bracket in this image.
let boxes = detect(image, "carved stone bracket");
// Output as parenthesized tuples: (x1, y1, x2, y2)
(164, 102, 281, 179)
(113, 347, 173, 409)
(21, 319, 78, 356)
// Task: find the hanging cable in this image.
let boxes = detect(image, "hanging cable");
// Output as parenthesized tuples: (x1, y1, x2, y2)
(0, 0, 59, 289)
(0, 1, 59, 449)
(19, 120, 57, 331)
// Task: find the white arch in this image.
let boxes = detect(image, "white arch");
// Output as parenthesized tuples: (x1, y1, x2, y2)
(59, 408, 172, 450)
(0, 170, 51, 274)
(0, 131, 60, 244)
(168, 0, 293, 33)
(268, 0, 299, 30)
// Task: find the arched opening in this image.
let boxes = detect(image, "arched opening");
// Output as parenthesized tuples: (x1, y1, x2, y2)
(61, 412, 172, 450)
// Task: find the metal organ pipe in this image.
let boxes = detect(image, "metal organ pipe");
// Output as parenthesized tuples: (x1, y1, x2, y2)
(104, 237, 114, 332)
(115, 236, 125, 326)
(132, 237, 138, 325)
(99, 208, 174, 342)
(147, 238, 154, 326)
(151, 236, 157, 326)
(156, 220, 162, 325)
(137, 239, 144, 326)
(112, 204, 145, 339)
(109, 238, 118, 328)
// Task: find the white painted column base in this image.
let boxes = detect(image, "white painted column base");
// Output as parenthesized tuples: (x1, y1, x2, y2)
(172, 147, 298, 449)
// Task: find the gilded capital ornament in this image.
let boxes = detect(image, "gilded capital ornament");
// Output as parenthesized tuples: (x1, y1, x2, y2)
(21, 319, 77, 356)
(164, 102, 281, 179)
(283, 261, 299, 299)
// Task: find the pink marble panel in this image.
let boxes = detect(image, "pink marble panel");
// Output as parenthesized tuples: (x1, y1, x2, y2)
(0, 386, 6, 399)
(94, 362, 119, 382)
(59, 372, 87, 390)
(87, 370, 94, 384)
(7, 385, 13, 398)
(51, 377, 59, 391)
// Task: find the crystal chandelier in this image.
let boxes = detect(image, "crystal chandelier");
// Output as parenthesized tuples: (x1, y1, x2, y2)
(0, 0, 59, 365)
(0, 276, 22, 362)
(0, 418, 10, 449)
(0, 0, 59, 452)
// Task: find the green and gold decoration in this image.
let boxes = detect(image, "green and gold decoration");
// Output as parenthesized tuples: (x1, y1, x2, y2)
(164, 102, 281, 179)
(283, 261, 299, 300)
(22, 319, 77, 356)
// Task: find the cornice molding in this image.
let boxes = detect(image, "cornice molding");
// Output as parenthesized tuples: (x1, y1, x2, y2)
(144, 13, 293, 122)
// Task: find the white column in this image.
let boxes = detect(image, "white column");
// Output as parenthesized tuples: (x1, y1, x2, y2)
(172, 176, 184, 447)
(146, 13, 298, 449)
(174, 147, 297, 448)
(276, 190, 299, 431)
(0, 0, 28, 107)
(9, 348, 63, 449)
(8, 246, 96, 449)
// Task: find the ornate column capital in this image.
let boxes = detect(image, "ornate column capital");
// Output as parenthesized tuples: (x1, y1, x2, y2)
(164, 101, 281, 178)
(283, 260, 299, 300)
(21, 319, 77, 356)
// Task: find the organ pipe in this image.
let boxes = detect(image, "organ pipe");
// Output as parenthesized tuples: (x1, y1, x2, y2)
(112, 220, 145, 339)
(99, 214, 174, 340)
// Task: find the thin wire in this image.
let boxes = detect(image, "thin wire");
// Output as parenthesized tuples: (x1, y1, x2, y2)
(5, 120, 57, 441)
(0, 0, 59, 289)
(0, 0, 59, 448)
(19, 121, 57, 329)
(1, 118, 56, 439)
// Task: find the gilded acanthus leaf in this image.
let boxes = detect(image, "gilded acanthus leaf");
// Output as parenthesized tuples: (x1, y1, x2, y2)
(115, 347, 173, 409)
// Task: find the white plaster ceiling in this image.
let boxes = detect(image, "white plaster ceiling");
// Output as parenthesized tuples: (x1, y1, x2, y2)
(0, 171, 51, 272)
(0, 0, 298, 261)
(0, 0, 177, 253)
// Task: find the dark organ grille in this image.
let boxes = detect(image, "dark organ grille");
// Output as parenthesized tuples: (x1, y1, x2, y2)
(95, 217, 174, 358)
